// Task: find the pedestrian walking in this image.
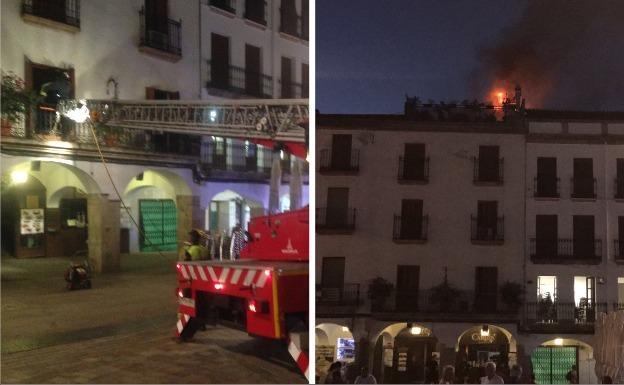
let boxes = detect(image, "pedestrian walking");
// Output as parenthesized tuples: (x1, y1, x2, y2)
(325, 362, 345, 384)
(229, 224, 247, 260)
(565, 364, 578, 384)
(354, 366, 377, 384)
(426, 353, 440, 383)
(440, 365, 455, 384)
(508, 364, 522, 384)
(480, 362, 504, 384)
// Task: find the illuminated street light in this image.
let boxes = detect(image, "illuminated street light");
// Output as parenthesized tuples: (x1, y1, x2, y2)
(209, 109, 217, 122)
(410, 326, 422, 335)
(554, 338, 563, 346)
(341, 326, 349, 332)
(10, 170, 28, 184)
(481, 325, 490, 337)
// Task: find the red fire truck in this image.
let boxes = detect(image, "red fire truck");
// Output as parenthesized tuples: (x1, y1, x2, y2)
(175, 202, 309, 379)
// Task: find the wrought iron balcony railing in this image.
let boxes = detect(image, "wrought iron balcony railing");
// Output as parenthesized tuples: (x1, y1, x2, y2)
(530, 238, 602, 263)
(522, 302, 607, 332)
(279, 79, 303, 99)
(398, 156, 429, 183)
(317, 283, 360, 307)
(470, 215, 504, 243)
(615, 178, 624, 199)
(473, 157, 504, 184)
(206, 60, 273, 98)
(570, 176, 597, 199)
(615, 240, 624, 263)
(534, 176, 560, 198)
(210, 0, 236, 13)
(393, 215, 428, 242)
(316, 207, 356, 232)
(22, 0, 80, 28)
(318, 149, 359, 173)
(139, 7, 182, 57)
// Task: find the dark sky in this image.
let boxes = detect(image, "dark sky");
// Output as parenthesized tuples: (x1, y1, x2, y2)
(317, 0, 624, 113)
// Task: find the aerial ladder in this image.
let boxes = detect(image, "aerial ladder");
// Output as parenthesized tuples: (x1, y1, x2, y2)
(58, 98, 310, 379)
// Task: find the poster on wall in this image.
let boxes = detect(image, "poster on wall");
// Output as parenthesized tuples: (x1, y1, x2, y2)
(316, 345, 335, 375)
(20, 209, 44, 235)
(384, 347, 394, 367)
(397, 350, 408, 372)
(337, 338, 355, 361)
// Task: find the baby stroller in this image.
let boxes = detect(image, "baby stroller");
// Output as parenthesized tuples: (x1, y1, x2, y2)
(65, 258, 92, 290)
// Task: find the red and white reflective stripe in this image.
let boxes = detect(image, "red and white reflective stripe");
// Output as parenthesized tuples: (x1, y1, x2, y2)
(287, 335, 309, 381)
(175, 314, 191, 337)
(178, 265, 270, 288)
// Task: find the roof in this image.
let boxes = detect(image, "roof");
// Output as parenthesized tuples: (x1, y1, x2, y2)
(526, 109, 624, 121)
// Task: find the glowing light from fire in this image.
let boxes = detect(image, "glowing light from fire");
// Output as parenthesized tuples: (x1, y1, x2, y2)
(495, 91, 505, 106)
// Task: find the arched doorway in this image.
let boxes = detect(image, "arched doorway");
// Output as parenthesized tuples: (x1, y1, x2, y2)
(531, 338, 595, 384)
(122, 170, 191, 253)
(1, 160, 101, 258)
(372, 323, 438, 384)
(455, 324, 515, 383)
(208, 190, 264, 235)
(315, 323, 355, 380)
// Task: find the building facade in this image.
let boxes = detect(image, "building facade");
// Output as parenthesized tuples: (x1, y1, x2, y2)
(315, 108, 624, 384)
(0, 0, 309, 268)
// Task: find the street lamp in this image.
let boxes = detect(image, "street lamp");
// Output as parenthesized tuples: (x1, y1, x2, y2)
(481, 325, 490, 337)
(10, 170, 28, 184)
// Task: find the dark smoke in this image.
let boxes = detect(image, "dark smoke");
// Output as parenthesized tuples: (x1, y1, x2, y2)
(472, 0, 624, 110)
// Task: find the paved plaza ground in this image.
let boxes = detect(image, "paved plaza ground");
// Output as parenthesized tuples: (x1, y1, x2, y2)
(1, 253, 305, 384)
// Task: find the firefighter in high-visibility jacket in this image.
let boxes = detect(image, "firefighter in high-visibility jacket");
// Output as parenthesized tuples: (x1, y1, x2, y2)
(183, 229, 208, 261)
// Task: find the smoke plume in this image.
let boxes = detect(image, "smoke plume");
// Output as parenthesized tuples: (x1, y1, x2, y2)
(472, 0, 624, 110)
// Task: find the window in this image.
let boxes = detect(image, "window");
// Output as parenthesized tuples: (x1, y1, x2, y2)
(572, 215, 596, 259)
(535, 157, 558, 197)
(22, 0, 81, 29)
(475, 267, 498, 312)
(27, 61, 75, 135)
(301, 63, 309, 98)
(396, 265, 420, 311)
(330, 134, 352, 169)
(244, 0, 266, 24)
(400, 143, 427, 181)
(245, 44, 262, 97)
(616, 159, 624, 198)
(396, 199, 425, 240)
(476, 145, 502, 183)
(325, 187, 349, 227)
(572, 158, 595, 198)
(210, 33, 230, 89)
(472, 201, 503, 242)
(281, 56, 294, 98)
(60, 198, 87, 228)
(534, 215, 558, 259)
(537, 276, 557, 302)
(140, 0, 182, 57)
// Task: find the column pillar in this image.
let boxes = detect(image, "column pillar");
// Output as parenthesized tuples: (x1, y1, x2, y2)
(176, 195, 201, 250)
(269, 151, 282, 214)
(87, 194, 120, 273)
(290, 158, 302, 210)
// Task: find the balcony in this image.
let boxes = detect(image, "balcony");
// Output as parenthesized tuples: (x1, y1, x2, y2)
(1, 109, 198, 167)
(393, 215, 428, 243)
(209, 0, 236, 14)
(198, 142, 308, 183)
(397, 156, 429, 184)
(615, 240, 624, 263)
(139, 7, 182, 62)
(317, 284, 360, 306)
(473, 157, 504, 185)
(534, 176, 560, 198)
(206, 60, 273, 98)
(521, 302, 608, 333)
(243, 1, 267, 26)
(22, 0, 80, 31)
(615, 178, 624, 199)
(371, 289, 519, 322)
(530, 238, 602, 264)
(279, 9, 308, 40)
(279, 79, 303, 99)
(316, 207, 356, 234)
(470, 216, 504, 244)
(570, 176, 597, 199)
(318, 149, 359, 174)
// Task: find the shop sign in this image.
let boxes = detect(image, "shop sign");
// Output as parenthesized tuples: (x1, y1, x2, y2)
(20, 209, 44, 235)
(471, 332, 497, 344)
(397, 351, 408, 372)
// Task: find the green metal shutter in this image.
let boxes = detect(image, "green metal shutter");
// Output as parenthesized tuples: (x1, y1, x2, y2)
(531, 346, 578, 384)
(139, 199, 177, 252)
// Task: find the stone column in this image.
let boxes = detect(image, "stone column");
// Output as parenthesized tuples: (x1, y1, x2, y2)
(289, 158, 302, 210)
(87, 194, 120, 273)
(268, 152, 282, 214)
(176, 195, 201, 250)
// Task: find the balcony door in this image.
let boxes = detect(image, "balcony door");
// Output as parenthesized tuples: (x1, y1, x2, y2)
(32, 0, 66, 23)
(573, 158, 594, 197)
(211, 33, 230, 89)
(396, 265, 419, 311)
(475, 267, 498, 313)
(477, 201, 498, 239)
(617, 159, 624, 197)
(326, 188, 349, 228)
(281, 56, 293, 98)
(245, 44, 261, 97)
(321, 257, 345, 302)
(400, 199, 423, 239)
(478, 145, 500, 182)
(537, 157, 557, 196)
(573, 215, 595, 258)
(244, 141, 257, 171)
(536, 215, 558, 259)
(145, 0, 168, 35)
(301, 63, 309, 97)
(331, 134, 352, 170)
(403, 143, 425, 180)
(619, 216, 624, 256)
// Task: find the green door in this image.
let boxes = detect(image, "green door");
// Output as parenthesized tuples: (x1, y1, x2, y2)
(531, 346, 578, 384)
(139, 199, 177, 252)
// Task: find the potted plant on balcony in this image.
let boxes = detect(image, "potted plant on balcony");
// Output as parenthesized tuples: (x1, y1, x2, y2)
(428, 280, 460, 312)
(95, 123, 124, 147)
(368, 277, 393, 312)
(537, 293, 555, 323)
(1, 72, 39, 136)
(500, 281, 523, 313)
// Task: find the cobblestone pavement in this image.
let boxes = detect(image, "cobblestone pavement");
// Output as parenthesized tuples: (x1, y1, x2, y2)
(1, 254, 305, 383)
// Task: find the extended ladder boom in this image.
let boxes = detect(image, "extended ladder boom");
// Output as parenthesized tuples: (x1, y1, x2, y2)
(58, 98, 308, 143)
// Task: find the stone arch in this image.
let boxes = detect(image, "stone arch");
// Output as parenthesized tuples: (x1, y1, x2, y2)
(208, 189, 264, 234)
(316, 323, 356, 363)
(315, 327, 329, 345)
(531, 338, 596, 384)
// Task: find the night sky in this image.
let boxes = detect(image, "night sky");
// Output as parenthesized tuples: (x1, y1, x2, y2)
(317, 0, 624, 113)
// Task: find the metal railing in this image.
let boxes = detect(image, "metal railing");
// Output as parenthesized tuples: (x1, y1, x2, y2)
(615, 178, 624, 199)
(316, 207, 356, 231)
(473, 157, 504, 183)
(470, 215, 504, 242)
(398, 156, 429, 182)
(393, 215, 428, 241)
(210, 0, 236, 13)
(570, 176, 597, 199)
(318, 149, 359, 173)
(22, 0, 80, 28)
(530, 238, 602, 262)
(534, 176, 560, 198)
(317, 283, 360, 306)
(206, 60, 273, 98)
(243, 0, 268, 25)
(522, 302, 608, 331)
(279, 79, 303, 99)
(139, 7, 182, 56)
(615, 240, 624, 262)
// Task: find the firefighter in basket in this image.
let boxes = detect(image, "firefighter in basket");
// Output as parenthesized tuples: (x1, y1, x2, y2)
(182, 229, 210, 261)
